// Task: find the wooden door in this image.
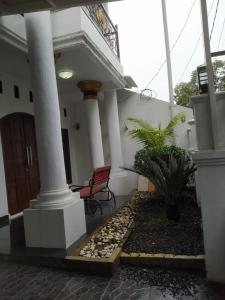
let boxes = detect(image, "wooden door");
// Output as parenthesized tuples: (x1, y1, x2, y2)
(1, 114, 40, 215)
(23, 115, 40, 199)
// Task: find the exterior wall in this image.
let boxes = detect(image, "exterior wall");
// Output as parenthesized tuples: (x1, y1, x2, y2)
(172, 105, 196, 150)
(115, 91, 195, 167)
(0, 50, 86, 216)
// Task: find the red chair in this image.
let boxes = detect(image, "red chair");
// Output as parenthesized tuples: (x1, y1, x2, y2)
(70, 166, 116, 215)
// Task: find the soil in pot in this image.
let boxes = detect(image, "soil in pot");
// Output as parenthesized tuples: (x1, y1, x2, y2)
(166, 204, 180, 222)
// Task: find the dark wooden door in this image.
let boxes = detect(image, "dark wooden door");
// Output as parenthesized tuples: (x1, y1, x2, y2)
(1, 114, 40, 215)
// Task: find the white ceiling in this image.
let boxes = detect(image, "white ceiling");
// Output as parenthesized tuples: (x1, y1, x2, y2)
(56, 46, 121, 95)
(0, 0, 121, 16)
(0, 39, 121, 104)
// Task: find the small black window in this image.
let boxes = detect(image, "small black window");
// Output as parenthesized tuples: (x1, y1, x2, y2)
(14, 85, 20, 99)
(0, 81, 2, 94)
(29, 91, 33, 102)
(63, 108, 67, 118)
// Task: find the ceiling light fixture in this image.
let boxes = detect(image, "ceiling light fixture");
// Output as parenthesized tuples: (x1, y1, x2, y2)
(58, 70, 74, 79)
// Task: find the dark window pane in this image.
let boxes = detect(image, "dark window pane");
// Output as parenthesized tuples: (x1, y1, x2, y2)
(14, 86, 19, 99)
(29, 91, 33, 102)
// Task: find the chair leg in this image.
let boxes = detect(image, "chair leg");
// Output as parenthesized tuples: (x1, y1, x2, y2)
(94, 199, 103, 215)
(108, 187, 116, 208)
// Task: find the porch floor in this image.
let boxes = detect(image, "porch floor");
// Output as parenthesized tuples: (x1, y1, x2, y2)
(0, 195, 128, 259)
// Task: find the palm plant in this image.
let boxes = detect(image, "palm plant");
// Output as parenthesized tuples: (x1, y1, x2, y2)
(123, 154, 196, 221)
(127, 113, 186, 149)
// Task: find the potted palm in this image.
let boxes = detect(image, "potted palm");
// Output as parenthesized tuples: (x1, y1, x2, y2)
(127, 113, 186, 149)
(127, 113, 186, 192)
(123, 154, 196, 221)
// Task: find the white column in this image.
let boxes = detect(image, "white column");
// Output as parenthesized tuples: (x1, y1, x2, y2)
(25, 11, 72, 209)
(23, 11, 86, 249)
(200, 0, 218, 149)
(105, 90, 123, 173)
(78, 81, 104, 169)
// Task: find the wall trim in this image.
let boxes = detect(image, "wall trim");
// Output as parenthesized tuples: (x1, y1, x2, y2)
(0, 25, 27, 52)
(53, 31, 125, 89)
(192, 150, 225, 167)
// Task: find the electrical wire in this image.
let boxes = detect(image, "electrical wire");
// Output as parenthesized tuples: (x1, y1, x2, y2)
(210, 0, 220, 40)
(178, 34, 202, 83)
(177, 0, 216, 82)
(144, 0, 198, 90)
(217, 16, 225, 50)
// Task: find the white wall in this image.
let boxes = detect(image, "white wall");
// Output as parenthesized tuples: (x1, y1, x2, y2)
(0, 43, 90, 215)
(116, 90, 195, 167)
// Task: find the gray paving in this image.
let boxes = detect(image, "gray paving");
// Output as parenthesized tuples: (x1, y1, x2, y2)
(0, 261, 218, 300)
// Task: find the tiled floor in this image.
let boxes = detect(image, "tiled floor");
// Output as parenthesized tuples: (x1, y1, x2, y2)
(0, 196, 128, 259)
(0, 261, 222, 300)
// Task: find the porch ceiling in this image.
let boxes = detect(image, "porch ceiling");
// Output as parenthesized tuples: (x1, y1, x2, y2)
(56, 46, 123, 96)
(0, 0, 121, 16)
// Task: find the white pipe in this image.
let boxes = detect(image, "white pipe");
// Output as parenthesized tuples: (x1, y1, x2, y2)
(161, 0, 174, 108)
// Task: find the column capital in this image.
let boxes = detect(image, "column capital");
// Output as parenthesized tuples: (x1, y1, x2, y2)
(78, 80, 102, 100)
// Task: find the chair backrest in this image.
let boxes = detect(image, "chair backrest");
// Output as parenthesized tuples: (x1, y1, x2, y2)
(91, 166, 111, 187)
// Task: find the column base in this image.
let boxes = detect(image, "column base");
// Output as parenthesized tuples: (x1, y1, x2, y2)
(23, 193, 86, 249)
(192, 149, 225, 283)
(109, 170, 137, 196)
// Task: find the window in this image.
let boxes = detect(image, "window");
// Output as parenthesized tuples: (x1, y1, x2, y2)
(29, 91, 33, 102)
(0, 81, 2, 94)
(63, 108, 67, 118)
(14, 85, 20, 99)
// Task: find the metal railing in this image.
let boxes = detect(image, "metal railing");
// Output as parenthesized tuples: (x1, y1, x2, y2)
(85, 3, 120, 59)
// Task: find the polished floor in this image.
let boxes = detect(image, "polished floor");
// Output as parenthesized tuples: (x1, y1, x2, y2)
(0, 196, 128, 259)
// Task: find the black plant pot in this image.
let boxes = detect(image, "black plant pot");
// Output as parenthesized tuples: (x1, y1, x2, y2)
(166, 204, 180, 221)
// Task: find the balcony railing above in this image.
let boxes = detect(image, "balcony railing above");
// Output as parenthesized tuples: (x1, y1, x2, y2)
(85, 4, 120, 59)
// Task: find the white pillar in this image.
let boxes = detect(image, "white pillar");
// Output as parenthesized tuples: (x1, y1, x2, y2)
(200, 0, 218, 149)
(104, 90, 123, 173)
(23, 11, 86, 249)
(78, 81, 104, 168)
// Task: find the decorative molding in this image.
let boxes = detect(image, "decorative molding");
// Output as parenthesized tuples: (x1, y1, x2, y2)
(78, 80, 102, 100)
(0, 24, 27, 52)
(0, 25, 125, 88)
(53, 31, 125, 89)
(192, 150, 225, 167)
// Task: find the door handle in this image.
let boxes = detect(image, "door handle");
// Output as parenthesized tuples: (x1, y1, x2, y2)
(26, 146, 30, 166)
(29, 146, 33, 166)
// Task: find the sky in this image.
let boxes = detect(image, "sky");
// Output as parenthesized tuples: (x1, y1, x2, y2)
(108, 0, 225, 101)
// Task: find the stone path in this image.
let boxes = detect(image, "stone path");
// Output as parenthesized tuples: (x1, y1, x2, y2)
(0, 261, 221, 299)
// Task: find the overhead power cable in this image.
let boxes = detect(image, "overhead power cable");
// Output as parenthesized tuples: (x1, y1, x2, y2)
(178, 0, 216, 82)
(144, 0, 197, 89)
(210, 0, 220, 40)
(178, 34, 202, 82)
(217, 16, 225, 50)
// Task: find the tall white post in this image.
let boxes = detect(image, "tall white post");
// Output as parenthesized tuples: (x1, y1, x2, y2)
(189, 0, 225, 283)
(200, 0, 218, 149)
(161, 0, 174, 109)
(78, 81, 105, 169)
(23, 11, 86, 249)
(105, 90, 123, 173)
